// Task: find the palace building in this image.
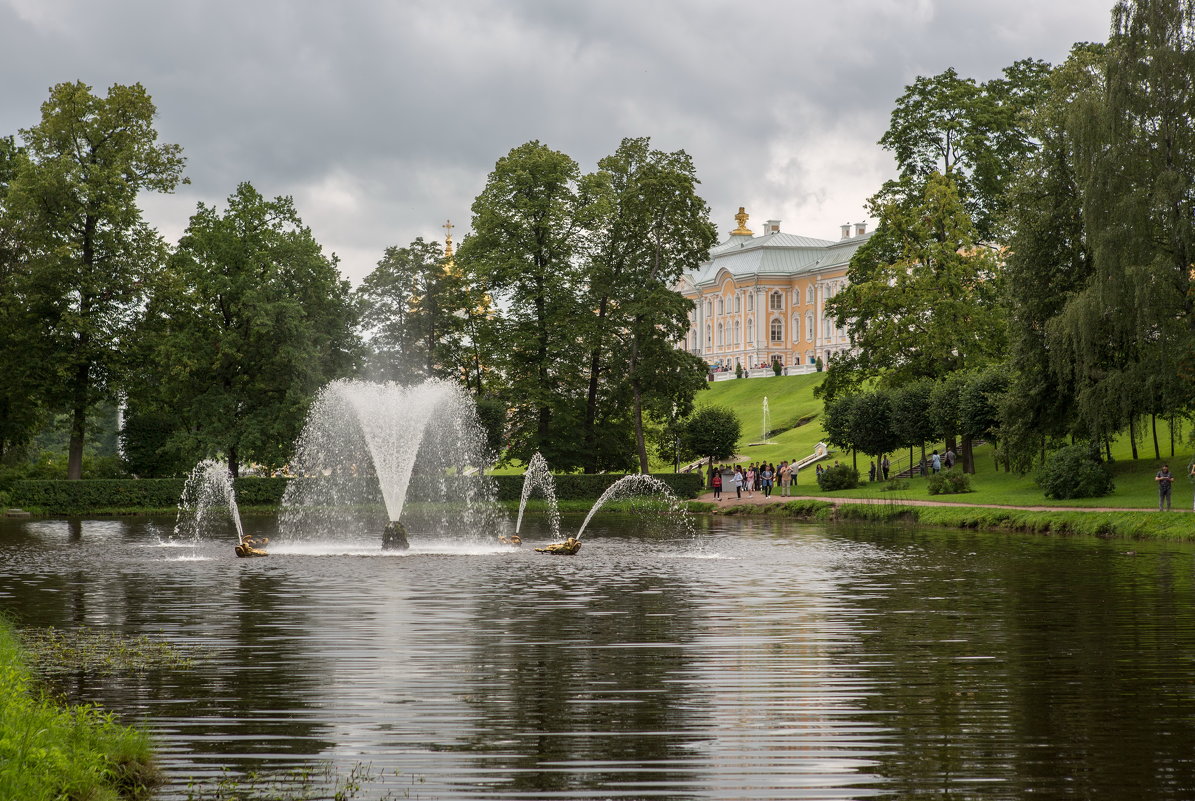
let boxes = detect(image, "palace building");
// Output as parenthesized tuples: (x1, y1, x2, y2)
(675, 208, 872, 379)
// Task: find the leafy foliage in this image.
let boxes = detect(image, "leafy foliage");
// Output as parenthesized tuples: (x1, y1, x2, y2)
(1036, 442, 1115, 499)
(927, 470, 972, 495)
(817, 463, 859, 491)
(680, 405, 740, 465)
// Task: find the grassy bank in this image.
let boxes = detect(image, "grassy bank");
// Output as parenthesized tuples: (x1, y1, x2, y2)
(0, 618, 158, 800)
(699, 497, 1195, 541)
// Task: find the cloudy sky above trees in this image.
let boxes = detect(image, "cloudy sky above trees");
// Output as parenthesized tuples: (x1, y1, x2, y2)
(1, 0, 1111, 282)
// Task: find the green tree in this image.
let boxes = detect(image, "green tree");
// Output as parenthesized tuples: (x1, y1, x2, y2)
(131, 183, 358, 476)
(889, 379, 937, 471)
(680, 405, 740, 471)
(825, 172, 1005, 396)
(1048, 0, 1195, 445)
(457, 141, 590, 469)
(356, 237, 477, 382)
(5, 81, 185, 478)
(583, 138, 717, 472)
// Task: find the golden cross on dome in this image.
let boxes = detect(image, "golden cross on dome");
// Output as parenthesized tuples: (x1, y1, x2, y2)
(731, 207, 753, 235)
(443, 219, 455, 259)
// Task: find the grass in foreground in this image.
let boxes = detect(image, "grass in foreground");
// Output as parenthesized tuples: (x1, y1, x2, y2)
(0, 618, 159, 800)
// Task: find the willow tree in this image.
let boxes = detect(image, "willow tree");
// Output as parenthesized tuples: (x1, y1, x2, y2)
(1049, 0, 1195, 445)
(6, 82, 185, 478)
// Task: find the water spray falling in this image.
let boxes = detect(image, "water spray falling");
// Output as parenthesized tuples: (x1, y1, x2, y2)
(761, 396, 771, 443)
(173, 460, 245, 544)
(515, 452, 561, 540)
(576, 474, 693, 540)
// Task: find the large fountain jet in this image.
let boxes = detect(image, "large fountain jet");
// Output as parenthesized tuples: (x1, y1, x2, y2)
(279, 379, 497, 546)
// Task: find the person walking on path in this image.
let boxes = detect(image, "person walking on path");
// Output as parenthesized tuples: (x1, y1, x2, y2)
(1157, 464, 1175, 511)
(732, 465, 743, 499)
(779, 461, 791, 496)
(745, 466, 755, 499)
(712, 468, 723, 501)
(931, 451, 942, 474)
(868, 461, 876, 482)
(881, 455, 890, 481)
(761, 464, 774, 498)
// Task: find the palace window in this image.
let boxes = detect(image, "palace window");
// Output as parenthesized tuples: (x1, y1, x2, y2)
(746, 317, 753, 343)
(806, 313, 814, 341)
(823, 317, 832, 338)
(734, 295, 741, 313)
(806, 285, 814, 305)
(770, 318, 783, 343)
(705, 324, 711, 346)
(705, 300, 711, 317)
(748, 294, 754, 311)
(792, 315, 800, 342)
(717, 323, 724, 346)
(717, 297, 724, 315)
(733, 321, 740, 345)
(770, 291, 783, 310)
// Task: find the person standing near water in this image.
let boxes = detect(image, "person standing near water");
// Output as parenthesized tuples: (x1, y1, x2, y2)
(733, 465, 744, 499)
(1157, 464, 1175, 511)
(712, 468, 723, 501)
(761, 464, 774, 498)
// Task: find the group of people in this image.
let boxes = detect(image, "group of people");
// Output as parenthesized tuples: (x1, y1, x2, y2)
(710, 461, 801, 500)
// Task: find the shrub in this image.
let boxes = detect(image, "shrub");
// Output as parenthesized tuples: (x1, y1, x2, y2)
(881, 478, 910, 492)
(1036, 442, 1115, 499)
(927, 470, 972, 495)
(817, 464, 859, 491)
(735, 362, 743, 379)
(772, 361, 782, 376)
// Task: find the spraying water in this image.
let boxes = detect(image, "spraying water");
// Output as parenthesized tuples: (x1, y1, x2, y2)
(576, 474, 693, 540)
(515, 452, 561, 539)
(173, 459, 245, 544)
(761, 396, 771, 443)
(279, 379, 499, 544)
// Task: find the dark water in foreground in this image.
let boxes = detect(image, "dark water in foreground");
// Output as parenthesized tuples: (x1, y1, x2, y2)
(2, 515, 1195, 799)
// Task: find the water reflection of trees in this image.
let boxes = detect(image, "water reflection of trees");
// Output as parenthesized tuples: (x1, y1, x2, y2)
(842, 529, 1195, 799)
(452, 562, 708, 797)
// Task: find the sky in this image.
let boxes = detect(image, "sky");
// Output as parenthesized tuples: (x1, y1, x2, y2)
(0, 0, 1114, 284)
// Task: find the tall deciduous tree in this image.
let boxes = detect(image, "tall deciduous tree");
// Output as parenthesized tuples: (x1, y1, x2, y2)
(131, 183, 358, 476)
(6, 81, 185, 478)
(583, 138, 716, 472)
(1049, 0, 1195, 444)
(457, 141, 590, 468)
(825, 172, 1006, 396)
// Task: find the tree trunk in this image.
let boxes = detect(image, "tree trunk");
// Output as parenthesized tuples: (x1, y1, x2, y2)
(1105, 438, 1112, 462)
(629, 335, 649, 474)
(582, 294, 611, 473)
(67, 401, 87, 480)
(1129, 416, 1139, 460)
(962, 435, 974, 474)
(1170, 415, 1175, 457)
(1151, 413, 1160, 460)
(228, 445, 239, 479)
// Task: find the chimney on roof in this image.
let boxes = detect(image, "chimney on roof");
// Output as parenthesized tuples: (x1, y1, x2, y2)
(840, 223, 851, 240)
(765, 219, 781, 235)
(855, 221, 867, 237)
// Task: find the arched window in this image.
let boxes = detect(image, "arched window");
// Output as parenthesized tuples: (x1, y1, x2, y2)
(733, 321, 740, 345)
(792, 315, 800, 342)
(746, 317, 754, 343)
(806, 313, 814, 341)
(705, 324, 712, 346)
(717, 323, 723, 346)
(770, 291, 783, 310)
(770, 318, 783, 343)
(717, 297, 724, 315)
(748, 294, 754, 311)
(705, 300, 711, 317)
(806, 285, 814, 305)
(823, 317, 832, 338)
(734, 295, 741, 313)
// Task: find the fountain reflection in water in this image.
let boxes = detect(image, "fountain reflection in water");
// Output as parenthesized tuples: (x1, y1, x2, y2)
(172, 459, 244, 545)
(515, 452, 561, 540)
(279, 379, 499, 546)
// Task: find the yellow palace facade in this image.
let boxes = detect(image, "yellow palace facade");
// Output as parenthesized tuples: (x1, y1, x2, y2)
(676, 209, 872, 379)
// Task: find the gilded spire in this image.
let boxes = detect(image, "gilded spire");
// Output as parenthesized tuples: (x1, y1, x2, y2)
(731, 206, 753, 236)
(442, 219, 455, 262)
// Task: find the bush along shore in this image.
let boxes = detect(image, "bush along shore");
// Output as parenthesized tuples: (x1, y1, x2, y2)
(689, 498, 1195, 541)
(0, 617, 159, 800)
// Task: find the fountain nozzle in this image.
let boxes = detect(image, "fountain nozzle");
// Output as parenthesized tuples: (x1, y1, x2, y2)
(382, 520, 410, 550)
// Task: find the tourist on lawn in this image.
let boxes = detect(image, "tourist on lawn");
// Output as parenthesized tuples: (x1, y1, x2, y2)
(931, 451, 941, 473)
(868, 461, 876, 482)
(778, 461, 791, 496)
(881, 455, 890, 481)
(746, 465, 756, 498)
(945, 448, 955, 469)
(1156, 464, 1175, 511)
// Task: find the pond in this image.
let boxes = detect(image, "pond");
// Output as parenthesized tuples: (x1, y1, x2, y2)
(1, 514, 1194, 799)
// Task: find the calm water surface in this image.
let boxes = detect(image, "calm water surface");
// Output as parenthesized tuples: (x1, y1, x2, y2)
(2, 514, 1195, 800)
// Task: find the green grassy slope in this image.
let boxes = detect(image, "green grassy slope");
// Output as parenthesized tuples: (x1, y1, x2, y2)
(688, 373, 828, 466)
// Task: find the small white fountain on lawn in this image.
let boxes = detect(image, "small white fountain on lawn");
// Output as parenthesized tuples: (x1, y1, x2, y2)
(760, 396, 771, 443)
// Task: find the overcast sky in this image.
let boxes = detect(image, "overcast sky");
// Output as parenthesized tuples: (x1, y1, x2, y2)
(1, 0, 1113, 283)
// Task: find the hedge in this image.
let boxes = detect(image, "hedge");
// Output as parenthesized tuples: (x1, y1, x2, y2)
(7, 472, 702, 514)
